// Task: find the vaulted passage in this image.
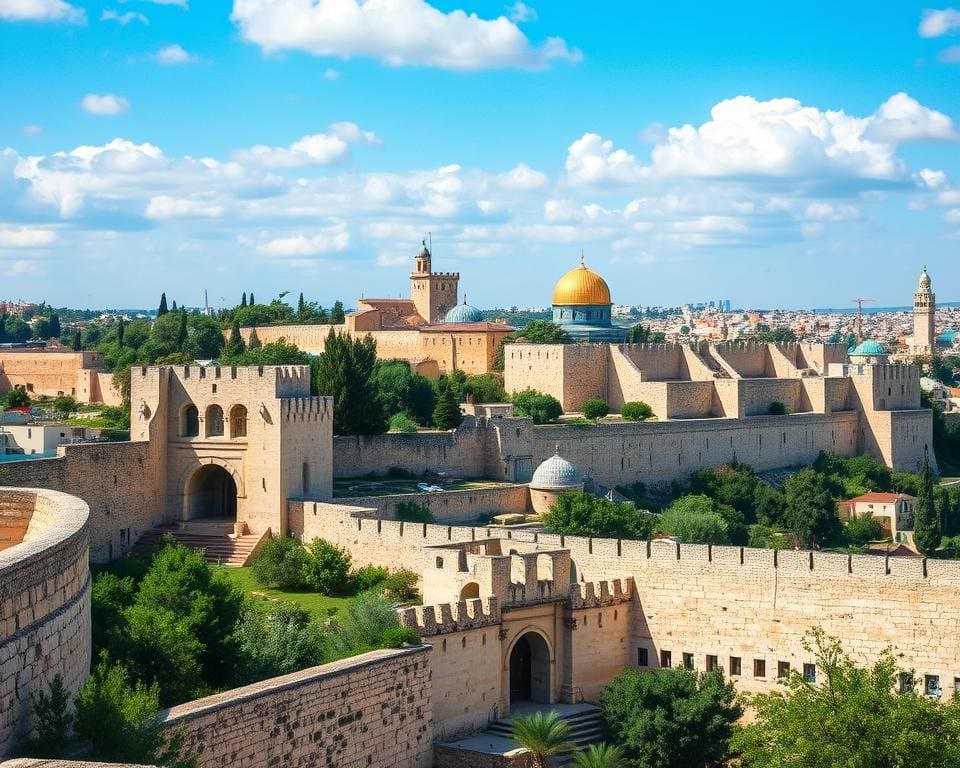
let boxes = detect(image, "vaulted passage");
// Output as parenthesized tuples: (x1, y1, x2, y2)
(509, 632, 551, 705)
(186, 464, 237, 519)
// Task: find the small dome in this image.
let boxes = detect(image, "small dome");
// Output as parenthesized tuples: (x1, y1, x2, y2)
(530, 450, 583, 490)
(849, 339, 886, 356)
(444, 298, 484, 324)
(552, 256, 612, 306)
(417, 241, 431, 259)
(919, 267, 932, 291)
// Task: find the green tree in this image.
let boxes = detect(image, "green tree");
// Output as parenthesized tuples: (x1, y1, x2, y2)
(914, 453, 941, 555)
(26, 673, 73, 755)
(251, 535, 310, 590)
(517, 320, 572, 344)
(388, 412, 419, 433)
(844, 514, 885, 546)
(658, 495, 733, 545)
(432, 377, 464, 430)
(621, 401, 653, 421)
(157, 293, 168, 316)
(512, 388, 562, 424)
(600, 667, 741, 768)
(302, 538, 352, 595)
(175, 310, 188, 351)
(731, 628, 960, 768)
(247, 327, 262, 350)
(117, 317, 125, 348)
(753, 483, 787, 526)
(689, 462, 759, 523)
(249, 292, 255, 305)
(183, 315, 224, 360)
(72, 328, 82, 351)
(582, 397, 609, 419)
(462, 373, 507, 404)
(2, 388, 30, 408)
(312, 329, 387, 435)
(373, 360, 436, 425)
(232, 603, 322, 685)
(572, 743, 626, 768)
(224, 319, 246, 359)
(331, 300, 345, 323)
(543, 491, 654, 540)
(509, 711, 574, 768)
(240, 292, 247, 308)
(297, 292, 306, 318)
(782, 468, 842, 549)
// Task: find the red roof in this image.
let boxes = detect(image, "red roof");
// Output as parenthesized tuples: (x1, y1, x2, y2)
(843, 492, 916, 505)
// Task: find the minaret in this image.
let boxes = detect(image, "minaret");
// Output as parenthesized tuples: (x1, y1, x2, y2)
(913, 266, 936, 355)
(409, 239, 459, 324)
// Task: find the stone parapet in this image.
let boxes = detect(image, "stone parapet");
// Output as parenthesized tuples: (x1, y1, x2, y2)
(398, 597, 500, 636)
(568, 577, 634, 608)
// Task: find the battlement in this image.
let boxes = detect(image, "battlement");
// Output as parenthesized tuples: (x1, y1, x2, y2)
(568, 577, 634, 608)
(397, 597, 500, 636)
(280, 396, 332, 422)
(132, 364, 311, 395)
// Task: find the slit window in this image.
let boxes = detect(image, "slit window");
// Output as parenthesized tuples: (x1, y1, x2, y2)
(754, 659, 766, 678)
(729, 656, 741, 676)
(638, 647, 649, 667)
(660, 650, 672, 668)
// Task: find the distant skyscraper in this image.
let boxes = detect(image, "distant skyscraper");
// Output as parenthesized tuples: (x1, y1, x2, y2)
(912, 267, 936, 355)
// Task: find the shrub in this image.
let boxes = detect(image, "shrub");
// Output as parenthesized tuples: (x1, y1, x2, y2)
(513, 388, 563, 424)
(352, 565, 390, 593)
(386, 466, 416, 479)
(302, 538, 352, 596)
(50, 394, 79, 414)
(845, 514, 885, 546)
(388, 412, 419, 433)
(621, 401, 654, 421)
(396, 500, 434, 523)
(768, 401, 788, 415)
(581, 398, 609, 419)
(25, 673, 73, 755)
(251, 535, 310, 590)
(382, 568, 421, 603)
(321, 592, 406, 659)
(544, 491, 655, 540)
(380, 626, 421, 648)
(658, 495, 733, 544)
(232, 603, 323, 685)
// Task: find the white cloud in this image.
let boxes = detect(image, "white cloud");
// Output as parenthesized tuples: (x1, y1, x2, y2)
(138, 0, 187, 6)
(323, 67, 340, 80)
(507, 1, 536, 22)
(497, 162, 548, 191)
(144, 196, 224, 219)
(0, 225, 56, 247)
(258, 228, 350, 257)
(916, 168, 948, 188)
(329, 121, 379, 144)
(0, 0, 84, 22)
(235, 122, 376, 168)
(946, 208, 960, 223)
(153, 44, 198, 64)
(101, 9, 148, 24)
(21, 124, 42, 136)
(565, 133, 649, 186)
(803, 202, 860, 221)
(230, 0, 580, 70)
(867, 92, 957, 142)
(81, 94, 130, 115)
(919, 7, 960, 37)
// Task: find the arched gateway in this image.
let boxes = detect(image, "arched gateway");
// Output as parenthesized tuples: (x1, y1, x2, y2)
(186, 464, 237, 520)
(508, 631, 551, 705)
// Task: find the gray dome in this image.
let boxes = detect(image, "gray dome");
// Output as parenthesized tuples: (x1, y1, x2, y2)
(444, 300, 484, 324)
(530, 450, 582, 490)
(418, 241, 431, 259)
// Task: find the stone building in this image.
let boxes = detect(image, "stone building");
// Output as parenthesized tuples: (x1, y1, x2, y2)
(0, 347, 120, 404)
(911, 266, 936, 356)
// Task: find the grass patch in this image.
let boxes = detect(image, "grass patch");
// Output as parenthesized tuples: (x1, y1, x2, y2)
(213, 565, 351, 620)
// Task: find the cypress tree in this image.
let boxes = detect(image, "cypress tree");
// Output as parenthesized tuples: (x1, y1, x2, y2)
(117, 317, 125, 348)
(0, 312, 7, 344)
(312, 329, 386, 435)
(72, 329, 82, 351)
(225, 319, 246, 358)
(247, 327, 262, 350)
(249, 292, 255, 306)
(157, 293, 168, 316)
(914, 453, 941, 555)
(176, 310, 188, 351)
(331, 300, 345, 324)
(49, 313, 61, 338)
(171, 300, 178, 312)
(432, 378, 463, 430)
(298, 292, 306, 318)
(241, 292, 247, 308)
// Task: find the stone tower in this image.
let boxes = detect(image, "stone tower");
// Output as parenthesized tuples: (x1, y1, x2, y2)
(913, 266, 936, 355)
(410, 240, 459, 324)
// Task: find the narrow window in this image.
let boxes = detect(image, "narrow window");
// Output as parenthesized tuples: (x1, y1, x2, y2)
(729, 656, 742, 676)
(803, 663, 816, 683)
(660, 650, 672, 668)
(638, 647, 649, 667)
(754, 659, 766, 678)
(706, 655, 718, 672)
(925, 675, 941, 697)
(302, 462, 309, 495)
(778, 661, 790, 679)
(682, 653, 694, 670)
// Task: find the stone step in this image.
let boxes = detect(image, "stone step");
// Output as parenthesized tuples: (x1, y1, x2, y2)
(133, 526, 260, 565)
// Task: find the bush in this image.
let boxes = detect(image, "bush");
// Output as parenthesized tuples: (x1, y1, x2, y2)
(396, 500, 434, 523)
(544, 491, 655, 540)
(25, 673, 73, 755)
(1, 388, 30, 408)
(513, 388, 563, 424)
(232, 602, 323, 685)
(50, 394, 79, 413)
(845, 514, 885, 546)
(251, 536, 310, 590)
(380, 626, 421, 648)
(321, 592, 406, 659)
(388, 412, 419, 433)
(382, 568, 421, 603)
(581, 398, 609, 419)
(302, 538, 352, 595)
(658, 495, 733, 544)
(621, 401, 654, 421)
(768, 401, 788, 415)
(352, 565, 390, 593)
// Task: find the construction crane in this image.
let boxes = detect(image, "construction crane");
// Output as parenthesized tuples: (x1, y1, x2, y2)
(851, 297, 875, 343)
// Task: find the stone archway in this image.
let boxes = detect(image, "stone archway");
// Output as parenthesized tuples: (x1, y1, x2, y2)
(185, 464, 237, 520)
(508, 631, 551, 706)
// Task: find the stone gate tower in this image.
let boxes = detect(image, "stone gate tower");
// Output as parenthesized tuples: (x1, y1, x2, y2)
(410, 240, 459, 323)
(913, 267, 936, 356)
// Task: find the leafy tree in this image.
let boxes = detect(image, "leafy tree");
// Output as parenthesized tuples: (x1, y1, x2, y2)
(388, 412, 419, 433)
(432, 377, 464, 430)
(228, 339, 309, 367)
(518, 320, 572, 344)
(2, 388, 30, 408)
(544, 491, 654, 540)
(302, 538, 353, 595)
(72, 329, 82, 351)
(251, 535, 310, 590)
(753, 483, 787, 526)
(572, 743, 626, 768)
(783, 468, 842, 548)
(582, 398, 609, 419)
(374, 360, 435, 425)
(321, 591, 411, 660)
(731, 628, 960, 768)
(25, 673, 73, 755)
(297, 292, 306, 318)
(381, 568, 421, 603)
(312, 329, 387, 435)
(509, 711, 574, 768)
(658, 495, 733, 544)
(621, 401, 653, 421)
(600, 667, 741, 768)
(183, 315, 224, 360)
(755, 326, 797, 342)
(462, 373, 507, 404)
(157, 293, 168, 316)
(224, 319, 246, 358)
(232, 603, 322, 685)
(175, 310, 188, 351)
(74, 657, 197, 768)
(914, 453, 941, 555)
(689, 462, 759, 523)
(844, 514, 885, 546)
(331, 300, 345, 323)
(512, 388, 562, 424)
(768, 400, 788, 415)
(91, 572, 137, 658)
(748, 523, 789, 549)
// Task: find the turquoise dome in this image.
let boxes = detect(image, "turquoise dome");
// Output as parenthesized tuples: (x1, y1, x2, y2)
(938, 330, 957, 345)
(444, 300, 484, 324)
(848, 340, 886, 356)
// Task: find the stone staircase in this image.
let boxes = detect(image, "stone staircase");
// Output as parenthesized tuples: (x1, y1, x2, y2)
(484, 704, 605, 767)
(133, 520, 263, 566)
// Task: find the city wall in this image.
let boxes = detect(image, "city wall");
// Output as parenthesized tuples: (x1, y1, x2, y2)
(338, 485, 529, 523)
(160, 646, 433, 768)
(0, 350, 118, 404)
(0, 489, 91, 758)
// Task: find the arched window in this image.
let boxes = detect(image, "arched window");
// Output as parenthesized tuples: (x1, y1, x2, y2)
(205, 405, 224, 437)
(229, 405, 248, 438)
(182, 405, 199, 437)
(460, 582, 480, 600)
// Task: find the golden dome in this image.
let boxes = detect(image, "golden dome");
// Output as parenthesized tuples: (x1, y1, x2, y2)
(552, 257, 612, 306)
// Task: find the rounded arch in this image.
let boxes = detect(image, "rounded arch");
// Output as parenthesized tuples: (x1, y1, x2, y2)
(185, 463, 237, 519)
(504, 626, 554, 706)
(459, 582, 480, 600)
(178, 458, 245, 520)
(180, 403, 199, 438)
(205, 404, 224, 437)
(228, 404, 248, 438)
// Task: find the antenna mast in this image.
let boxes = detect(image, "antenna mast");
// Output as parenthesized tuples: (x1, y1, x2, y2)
(851, 297, 875, 342)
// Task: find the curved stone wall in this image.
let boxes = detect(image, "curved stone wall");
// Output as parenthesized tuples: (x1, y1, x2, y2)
(0, 488, 91, 758)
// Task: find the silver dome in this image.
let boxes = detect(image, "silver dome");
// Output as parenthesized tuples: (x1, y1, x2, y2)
(529, 450, 583, 490)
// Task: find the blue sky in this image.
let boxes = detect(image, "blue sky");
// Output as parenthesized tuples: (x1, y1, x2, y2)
(1, 1, 959, 311)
